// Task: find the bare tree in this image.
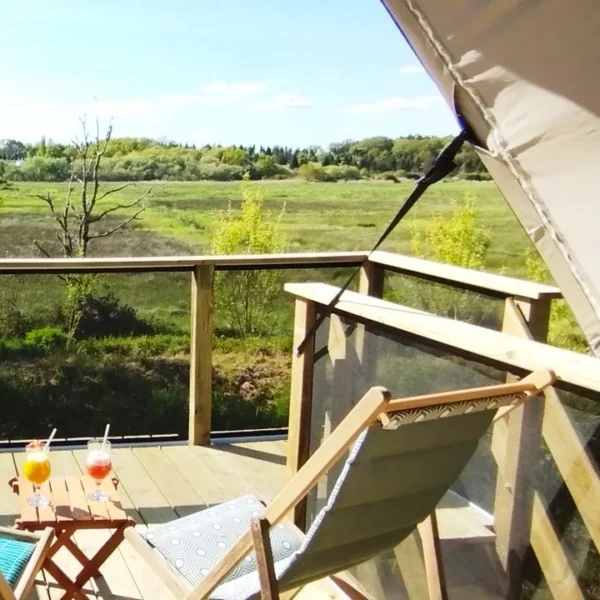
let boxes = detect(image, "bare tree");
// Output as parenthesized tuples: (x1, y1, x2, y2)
(34, 116, 151, 259)
(33, 117, 151, 343)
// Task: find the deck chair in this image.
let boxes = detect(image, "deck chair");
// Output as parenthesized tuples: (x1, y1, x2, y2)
(125, 369, 555, 600)
(0, 527, 54, 600)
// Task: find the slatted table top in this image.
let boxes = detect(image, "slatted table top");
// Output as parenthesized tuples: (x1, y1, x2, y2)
(10, 475, 129, 529)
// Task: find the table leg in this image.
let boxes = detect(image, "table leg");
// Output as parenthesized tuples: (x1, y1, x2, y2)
(43, 559, 88, 600)
(71, 524, 130, 591)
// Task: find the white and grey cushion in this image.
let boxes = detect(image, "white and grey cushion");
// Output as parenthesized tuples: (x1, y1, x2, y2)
(142, 494, 300, 588)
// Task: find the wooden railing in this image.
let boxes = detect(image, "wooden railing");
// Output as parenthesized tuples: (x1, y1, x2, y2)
(284, 278, 599, 599)
(0, 250, 559, 445)
(0, 251, 366, 446)
(3, 249, 588, 596)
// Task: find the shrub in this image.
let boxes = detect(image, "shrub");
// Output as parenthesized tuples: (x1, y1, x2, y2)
(411, 195, 490, 269)
(6, 157, 70, 182)
(323, 165, 361, 181)
(459, 172, 493, 181)
(74, 292, 155, 339)
(525, 249, 589, 352)
(387, 196, 498, 327)
(212, 178, 286, 337)
(298, 162, 329, 182)
(25, 327, 67, 353)
(197, 162, 244, 181)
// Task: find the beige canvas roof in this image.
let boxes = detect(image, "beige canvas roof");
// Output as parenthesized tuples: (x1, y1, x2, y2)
(381, 0, 600, 356)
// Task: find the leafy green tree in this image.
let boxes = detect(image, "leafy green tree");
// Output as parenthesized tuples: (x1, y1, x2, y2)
(221, 147, 248, 166)
(255, 154, 281, 179)
(212, 177, 286, 337)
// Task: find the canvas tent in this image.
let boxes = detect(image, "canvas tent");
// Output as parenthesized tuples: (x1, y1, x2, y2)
(380, 0, 600, 356)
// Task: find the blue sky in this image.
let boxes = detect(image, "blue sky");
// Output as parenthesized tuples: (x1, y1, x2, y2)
(0, 0, 458, 147)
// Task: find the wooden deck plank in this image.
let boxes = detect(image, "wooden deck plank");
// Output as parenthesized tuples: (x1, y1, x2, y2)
(0, 452, 18, 527)
(132, 447, 206, 517)
(105, 447, 176, 526)
(210, 442, 288, 501)
(186, 445, 255, 503)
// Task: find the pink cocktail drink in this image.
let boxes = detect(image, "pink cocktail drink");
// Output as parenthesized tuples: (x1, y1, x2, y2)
(86, 440, 112, 502)
(87, 450, 111, 480)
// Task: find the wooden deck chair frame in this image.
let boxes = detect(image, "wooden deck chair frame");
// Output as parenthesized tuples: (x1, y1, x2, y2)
(125, 369, 554, 600)
(0, 526, 55, 600)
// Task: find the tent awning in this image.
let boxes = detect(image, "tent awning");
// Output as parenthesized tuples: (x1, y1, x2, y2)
(381, 0, 600, 355)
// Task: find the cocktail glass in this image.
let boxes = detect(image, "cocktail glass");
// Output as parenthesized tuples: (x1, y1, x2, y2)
(23, 442, 52, 507)
(86, 439, 112, 502)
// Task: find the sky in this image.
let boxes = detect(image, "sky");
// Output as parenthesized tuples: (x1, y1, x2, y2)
(0, 0, 458, 147)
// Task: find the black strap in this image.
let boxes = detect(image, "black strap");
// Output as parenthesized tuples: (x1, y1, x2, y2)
(295, 129, 469, 357)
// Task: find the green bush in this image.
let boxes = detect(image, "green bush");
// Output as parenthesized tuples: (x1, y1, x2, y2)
(212, 178, 286, 337)
(323, 165, 361, 181)
(458, 171, 493, 181)
(525, 249, 589, 352)
(24, 327, 68, 353)
(74, 292, 155, 339)
(298, 162, 329, 182)
(387, 196, 499, 327)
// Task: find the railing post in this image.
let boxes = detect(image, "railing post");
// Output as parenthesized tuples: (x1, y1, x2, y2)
(356, 260, 385, 381)
(492, 295, 551, 597)
(188, 264, 214, 446)
(359, 260, 385, 298)
(286, 299, 316, 528)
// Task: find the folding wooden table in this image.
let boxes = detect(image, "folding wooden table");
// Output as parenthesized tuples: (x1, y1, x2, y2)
(9, 475, 135, 600)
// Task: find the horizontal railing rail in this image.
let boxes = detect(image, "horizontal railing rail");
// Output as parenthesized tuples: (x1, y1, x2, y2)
(0, 252, 367, 274)
(284, 282, 596, 392)
(369, 250, 561, 301)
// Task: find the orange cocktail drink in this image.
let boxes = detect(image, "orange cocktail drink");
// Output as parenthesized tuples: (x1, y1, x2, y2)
(23, 440, 52, 507)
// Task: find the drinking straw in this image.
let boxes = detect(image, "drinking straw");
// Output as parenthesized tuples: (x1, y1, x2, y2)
(44, 428, 57, 454)
(101, 424, 110, 454)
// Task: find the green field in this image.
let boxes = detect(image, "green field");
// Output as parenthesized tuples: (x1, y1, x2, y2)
(0, 179, 529, 262)
(0, 179, 535, 333)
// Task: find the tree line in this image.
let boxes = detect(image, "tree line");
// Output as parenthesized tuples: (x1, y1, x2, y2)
(0, 134, 489, 183)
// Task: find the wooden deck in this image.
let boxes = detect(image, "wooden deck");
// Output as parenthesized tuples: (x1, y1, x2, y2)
(0, 439, 354, 600)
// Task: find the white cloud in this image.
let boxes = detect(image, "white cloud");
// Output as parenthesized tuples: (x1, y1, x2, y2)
(201, 81, 266, 96)
(160, 81, 268, 107)
(346, 95, 443, 115)
(400, 64, 426, 74)
(251, 92, 312, 111)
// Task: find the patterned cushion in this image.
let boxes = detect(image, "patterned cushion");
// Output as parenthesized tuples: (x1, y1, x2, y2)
(142, 494, 301, 587)
(0, 534, 36, 588)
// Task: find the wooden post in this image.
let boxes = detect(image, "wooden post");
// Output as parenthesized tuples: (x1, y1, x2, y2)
(287, 299, 316, 527)
(355, 260, 384, 383)
(358, 261, 385, 298)
(188, 265, 214, 446)
(492, 296, 551, 598)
